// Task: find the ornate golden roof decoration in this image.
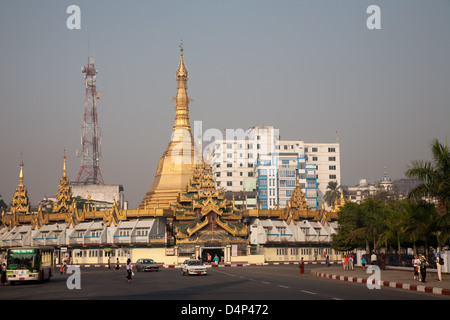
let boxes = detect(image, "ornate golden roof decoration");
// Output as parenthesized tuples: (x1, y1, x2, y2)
(10, 160, 30, 214)
(53, 152, 73, 213)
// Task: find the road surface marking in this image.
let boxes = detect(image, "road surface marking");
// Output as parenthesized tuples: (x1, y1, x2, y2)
(300, 290, 317, 295)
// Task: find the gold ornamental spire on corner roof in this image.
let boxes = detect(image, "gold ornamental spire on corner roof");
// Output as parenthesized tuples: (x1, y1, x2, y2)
(19, 160, 24, 187)
(63, 151, 67, 179)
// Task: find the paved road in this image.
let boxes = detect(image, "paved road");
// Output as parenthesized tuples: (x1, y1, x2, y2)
(1, 265, 447, 302)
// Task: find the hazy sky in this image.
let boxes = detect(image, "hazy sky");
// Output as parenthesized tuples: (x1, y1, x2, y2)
(0, 0, 449, 209)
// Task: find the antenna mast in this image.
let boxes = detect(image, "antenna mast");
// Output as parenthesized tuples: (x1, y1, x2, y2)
(75, 56, 104, 185)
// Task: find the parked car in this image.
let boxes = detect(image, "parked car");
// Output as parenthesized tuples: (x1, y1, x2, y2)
(135, 259, 159, 272)
(181, 259, 207, 276)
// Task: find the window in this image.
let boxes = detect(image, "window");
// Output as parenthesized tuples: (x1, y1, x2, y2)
(328, 147, 335, 152)
(216, 172, 221, 177)
(227, 181, 232, 187)
(329, 175, 337, 179)
(248, 172, 253, 177)
(227, 172, 232, 177)
(329, 165, 336, 170)
(258, 169, 268, 176)
(227, 143, 233, 149)
(286, 180, 296, 187)
(328, 157, 336, 161)
(227, 163, 232, 168)
(312, 147, 318, 152)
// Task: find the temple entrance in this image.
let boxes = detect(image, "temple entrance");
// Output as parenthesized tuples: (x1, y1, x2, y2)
(201, 247, 224, 264)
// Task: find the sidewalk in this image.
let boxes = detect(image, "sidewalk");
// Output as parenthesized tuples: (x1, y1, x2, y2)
(311, 264, 450, 297)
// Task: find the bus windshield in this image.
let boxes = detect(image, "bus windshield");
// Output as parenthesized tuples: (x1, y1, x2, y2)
(7, 249, 40, 270)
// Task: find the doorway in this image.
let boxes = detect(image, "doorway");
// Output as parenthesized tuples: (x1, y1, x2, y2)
(201, 247, 224, 264)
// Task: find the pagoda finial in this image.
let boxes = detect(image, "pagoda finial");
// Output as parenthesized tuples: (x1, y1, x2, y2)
(19, 160, 24, 187)
(177, 40, 188, 78)
(63, 151, 67, 179)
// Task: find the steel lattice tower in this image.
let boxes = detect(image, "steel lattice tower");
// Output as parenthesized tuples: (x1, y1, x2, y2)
(74, 56, 104, 185)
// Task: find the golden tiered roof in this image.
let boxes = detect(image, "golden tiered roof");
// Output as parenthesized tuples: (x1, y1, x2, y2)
(171, 160, 248, 244)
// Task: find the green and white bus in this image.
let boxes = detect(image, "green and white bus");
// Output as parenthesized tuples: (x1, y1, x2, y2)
(6, 247, 54, 284)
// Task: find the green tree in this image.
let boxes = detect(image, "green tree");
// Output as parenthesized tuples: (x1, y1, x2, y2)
(324, 181, 341, 207)
(405, 138, 450, 249)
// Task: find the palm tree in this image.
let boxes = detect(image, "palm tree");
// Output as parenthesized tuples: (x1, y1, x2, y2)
(405, 138, 450, 249)
(324, 181, 341, 208)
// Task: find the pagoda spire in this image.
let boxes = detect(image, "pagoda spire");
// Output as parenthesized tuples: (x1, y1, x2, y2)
(173, 40, 191, 131)
(139, 43, 195, 210)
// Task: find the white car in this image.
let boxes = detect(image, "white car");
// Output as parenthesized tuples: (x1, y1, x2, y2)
(181, 259, 208, 276)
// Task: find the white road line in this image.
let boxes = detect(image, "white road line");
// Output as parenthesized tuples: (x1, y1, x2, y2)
(300, 290, 317, 295)
(332, 297, 343, 300)
(261, 281, 271, 285)
(278, 285, 289, 289)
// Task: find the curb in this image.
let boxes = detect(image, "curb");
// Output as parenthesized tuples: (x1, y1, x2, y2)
(310, 270, 450, 297)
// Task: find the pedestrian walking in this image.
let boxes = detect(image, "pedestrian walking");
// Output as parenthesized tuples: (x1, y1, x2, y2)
(108, 256, 111, 270)
(326, 255, 330, 267)
(419, 255, 429, 283)
(115, 258, 120, 271)
(1, 263, 7, 285)
(125, 258, 133, 283)
(299, 257, 305, 277)
(361, 256, 366, 271)
(214, 254, 219, 265)
(349, 255, 354, 271)
(413, 254, 420, 280)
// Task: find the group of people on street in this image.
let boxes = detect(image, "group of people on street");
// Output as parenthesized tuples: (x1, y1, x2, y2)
(413, 254, 443, 283)
(203, 252, 220, 265)
(341, 254, 354, 271)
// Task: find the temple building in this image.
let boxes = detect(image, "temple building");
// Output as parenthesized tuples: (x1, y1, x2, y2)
(0, 44, 341, 265)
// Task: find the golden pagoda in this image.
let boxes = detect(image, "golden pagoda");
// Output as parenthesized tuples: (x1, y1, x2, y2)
(139, 42, 196, 210)
(52, 152, 74, 213)
(10, 160, 30, 214)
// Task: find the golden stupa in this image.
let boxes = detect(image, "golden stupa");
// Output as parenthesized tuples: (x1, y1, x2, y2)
(139, 42, 196, 209)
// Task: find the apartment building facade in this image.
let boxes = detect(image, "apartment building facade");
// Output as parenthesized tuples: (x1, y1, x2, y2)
(209, 126, 341, 209)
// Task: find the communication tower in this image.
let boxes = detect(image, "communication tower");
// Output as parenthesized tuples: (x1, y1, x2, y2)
(74, 56, 104, 185)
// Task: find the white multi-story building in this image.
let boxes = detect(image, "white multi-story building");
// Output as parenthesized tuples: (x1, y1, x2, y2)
(208, 126, 341, 209)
